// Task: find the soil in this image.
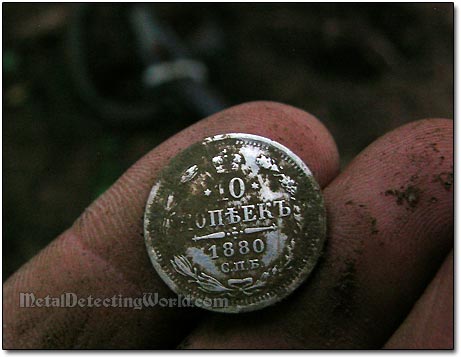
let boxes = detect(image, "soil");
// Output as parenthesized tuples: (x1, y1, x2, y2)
(384, 185, 422, 209)
(433, 171, 454, 191)
(3, 4, 453, 280)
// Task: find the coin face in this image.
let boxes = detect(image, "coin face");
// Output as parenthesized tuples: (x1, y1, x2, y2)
(144, 133, 326, 313)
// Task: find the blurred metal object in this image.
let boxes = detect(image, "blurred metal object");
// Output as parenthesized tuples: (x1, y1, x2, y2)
(143, 59, 207, 87)
(67, 4, 226, 127)
(131, 4, 207, 86)
(130, 4, 225, 119)
(130, 4, 188, 62)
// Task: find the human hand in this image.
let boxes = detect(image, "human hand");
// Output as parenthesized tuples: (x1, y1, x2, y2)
(3, 102, 453, 349)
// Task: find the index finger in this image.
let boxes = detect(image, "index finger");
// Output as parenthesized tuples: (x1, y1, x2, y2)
(3, 101, 339, 348)
(180, 118, 453, 349)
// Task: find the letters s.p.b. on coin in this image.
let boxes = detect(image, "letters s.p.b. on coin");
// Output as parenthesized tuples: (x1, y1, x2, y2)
(144, 133, 326, 313)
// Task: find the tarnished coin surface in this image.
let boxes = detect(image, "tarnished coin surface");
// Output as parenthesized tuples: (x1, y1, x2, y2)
(144, 133, 326, 313)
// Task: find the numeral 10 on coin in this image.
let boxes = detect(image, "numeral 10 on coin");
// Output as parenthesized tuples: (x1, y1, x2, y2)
(219, 177, 245, 199)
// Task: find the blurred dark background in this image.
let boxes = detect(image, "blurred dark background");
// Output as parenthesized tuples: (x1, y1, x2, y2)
(3, 3, 453, 281)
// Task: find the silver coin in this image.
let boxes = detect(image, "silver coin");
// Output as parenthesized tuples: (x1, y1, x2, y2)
(144, 133, 326, 313)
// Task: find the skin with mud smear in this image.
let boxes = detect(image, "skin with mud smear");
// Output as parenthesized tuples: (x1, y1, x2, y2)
(384, 162, 454, 211)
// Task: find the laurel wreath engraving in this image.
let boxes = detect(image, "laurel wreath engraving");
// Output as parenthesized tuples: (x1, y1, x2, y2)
(170, 255, 232, 293)
(255, 154, 298, 199)
(170, 238, 296, 296)
(248, 238, 295, 294)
